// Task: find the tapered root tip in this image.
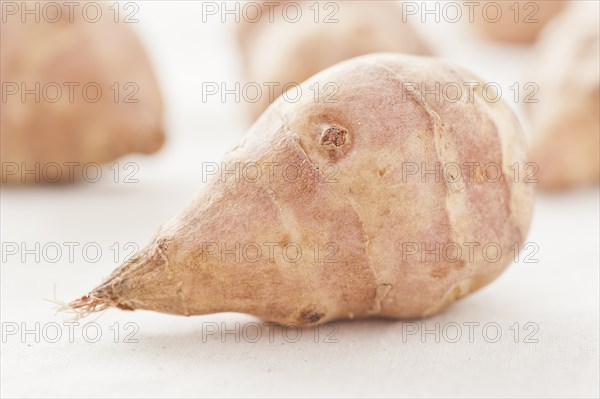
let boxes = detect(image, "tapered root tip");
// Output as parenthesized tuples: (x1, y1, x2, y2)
(63, 294, 110, 319)
(63, 246, 160, 318)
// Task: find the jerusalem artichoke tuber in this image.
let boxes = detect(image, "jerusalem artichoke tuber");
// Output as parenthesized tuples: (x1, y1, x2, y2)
(473, 0, 566, 44)
(238, 0, 430, 121)
(71, 54, 533, 326)
(1, 3, 164, 183)
(527, 2, 600, 190)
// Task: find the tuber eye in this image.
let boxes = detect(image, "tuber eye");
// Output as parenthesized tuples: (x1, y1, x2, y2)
(320, 126, 347, 147)
(299, 309, 324, 324)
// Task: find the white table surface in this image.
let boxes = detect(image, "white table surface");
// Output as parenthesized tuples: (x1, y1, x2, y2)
(1, 1, 599, 398)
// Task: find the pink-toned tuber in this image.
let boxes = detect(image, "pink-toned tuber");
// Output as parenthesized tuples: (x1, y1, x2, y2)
(71, 54, 533, 326)
(238, 0, 430, 121)
(1, 3, 164, 183)
(473, 0, 566, 44)
(527, 2, 600, 190)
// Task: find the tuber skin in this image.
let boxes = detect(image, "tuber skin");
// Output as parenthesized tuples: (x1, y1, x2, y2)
(0, 3, 164, 183)
(238, 0, 430, 121)
(473, 0, 566, 44)
(527, 2, 600, 190)
(72, 54, 533, 327)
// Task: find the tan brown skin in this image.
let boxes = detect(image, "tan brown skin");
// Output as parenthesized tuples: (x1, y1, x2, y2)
(72, 54, 533, 327)
(238, 1, 430, 121)
(527, 2, 600, 190)
(1, 3, 164, 183)
(473, 0, 566, 44)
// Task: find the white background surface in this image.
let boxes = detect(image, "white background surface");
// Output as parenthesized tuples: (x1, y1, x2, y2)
(1, 1, 599, 398)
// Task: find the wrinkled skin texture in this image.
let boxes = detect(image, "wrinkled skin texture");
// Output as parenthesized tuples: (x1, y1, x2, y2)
(75, 54, 533, 326)
(527, 3, 600, 190)
(238, 1, 430, 121)
(473, 0, 566, 44)
(1, 2, 164, 183)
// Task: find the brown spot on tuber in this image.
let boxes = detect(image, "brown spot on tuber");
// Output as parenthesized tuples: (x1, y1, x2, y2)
(279, 234, 291, 247)
(157, 237, 172, 251)
(317, 125, 352, 163)
(430, 266, 450, 279)
(320, 126, 347, 147)
(299, 309, 324, 324)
